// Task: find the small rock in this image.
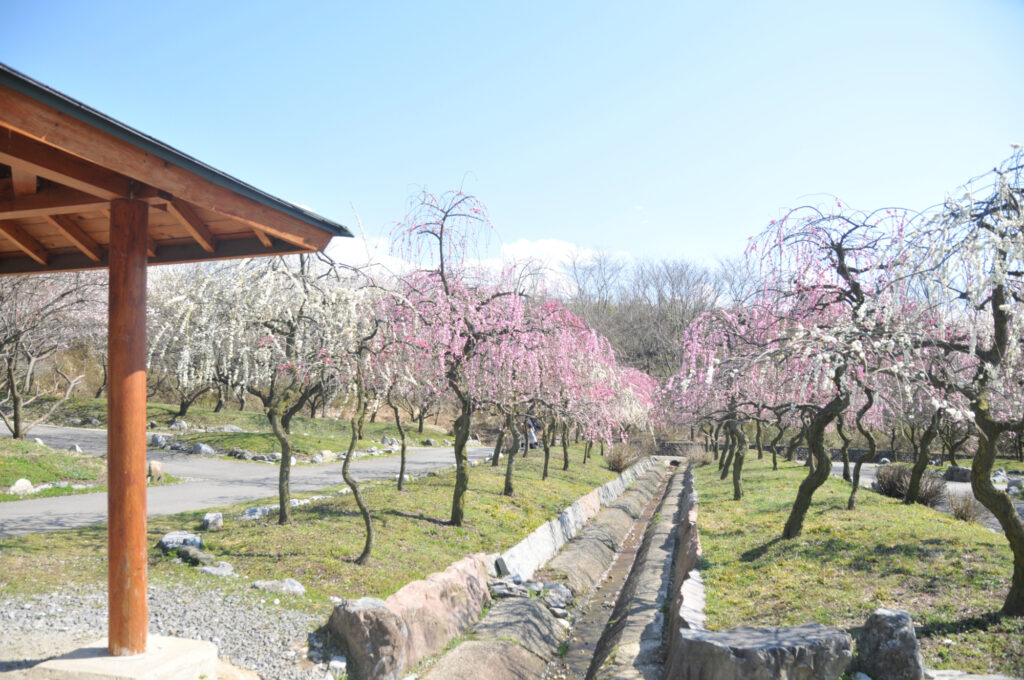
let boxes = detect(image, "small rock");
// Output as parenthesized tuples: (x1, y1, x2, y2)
(421, 438, 437, 446)
(312, 454, 323, 464)
(32, 437, 45, 447)
(328, 657, 347, 673)
(192, 443, 216, 456)
(212, 424, 244, 433)
(84, 417, 101, 426)
(878, 458, 892, 465)
(198, 561, 235, 577)
(550, 607, 569, 619)
(8, 478, 34, 496)
(177, 545, 215, 566)
(169, 419, 188, 431)
(488, 577, 529, 598)
(68, 444, 83, 453)
(147, 460, 164, 484)
(544, 583, 573, 609)
(148, 420, 158, 428)
(149, 433, 169, 448)
(253, 578, 306, 596)
(202, 512, 223, 531)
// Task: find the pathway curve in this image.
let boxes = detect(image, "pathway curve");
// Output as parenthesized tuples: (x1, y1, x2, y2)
(1, 425, 492, 537)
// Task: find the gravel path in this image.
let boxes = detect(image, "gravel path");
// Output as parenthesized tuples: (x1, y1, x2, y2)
(0, 583, 332, 678)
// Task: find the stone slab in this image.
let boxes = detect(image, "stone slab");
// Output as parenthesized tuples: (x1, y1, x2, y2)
(27, 636, 216, 680)
(421, 640, 546, 680)
(473, 598, 568, 661)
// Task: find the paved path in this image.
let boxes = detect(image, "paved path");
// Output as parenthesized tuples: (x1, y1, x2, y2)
(1, 425, 494, 538)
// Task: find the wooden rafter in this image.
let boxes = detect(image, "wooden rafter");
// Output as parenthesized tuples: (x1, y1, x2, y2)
(166, 198, 216, 253)
(42, 214, 104, 262)
(253, 227, 273, 248)
(0, 220, 48, 265)
(0, 128, 140, 200)
(0, 186, 108, 220)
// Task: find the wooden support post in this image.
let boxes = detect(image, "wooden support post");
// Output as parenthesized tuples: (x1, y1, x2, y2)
(107, 199, 149, 656)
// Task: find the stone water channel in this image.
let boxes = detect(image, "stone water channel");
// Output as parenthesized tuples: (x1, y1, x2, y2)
(544, 462, 675, 680)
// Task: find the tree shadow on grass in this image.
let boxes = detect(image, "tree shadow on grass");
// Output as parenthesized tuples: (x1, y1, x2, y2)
(740, 537, 783, 563)
(916, 611, 1004, 638)
(380, 508, 449, 527)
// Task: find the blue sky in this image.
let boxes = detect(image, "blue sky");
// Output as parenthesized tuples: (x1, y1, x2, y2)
(3, 1, 1023, 270)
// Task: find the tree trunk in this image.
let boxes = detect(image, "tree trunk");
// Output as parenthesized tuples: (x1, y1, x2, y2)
(838, 416, 852, 482)
(719, 430, 736, 480)
(785, 427, 803, 462)
(214, 387, 226, 413)
(770, 422, 787, 471)
(344, 390, 373, 563)
(94, 361, 108, 399)
(712, 422, 722, 460)
(417, 410, 425, 434)
(491, 428, 505, 467)
(503, 439, 518, 497)
(889, 427, 899, 463)
(267, 409, 292, 525)
(727, 419, 746, 500)
(905, 411, 941, 505)
(584, 440, 593, 464)
(392, 403, 407, 491)
(449, 401, 472, 526)
(782, 393, 849, 539)
(561, 421, 570, 471)
(972, 400, 1024, 615)
(849, 388, 875, 511)
(542, 418, 553, 480)
(237, 392, 246, 411)
(754, 419, 763, 459)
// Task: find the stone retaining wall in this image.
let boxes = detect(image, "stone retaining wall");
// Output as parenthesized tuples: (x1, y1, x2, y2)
(495, 456, 654, 581)
(329, 458, 655, 680)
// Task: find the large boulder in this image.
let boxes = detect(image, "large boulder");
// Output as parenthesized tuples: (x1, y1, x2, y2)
(663, 624, 852, 680)
(944, 466, 972, 483)
(856, 608, 924, 680)
(149, 433, 169, 448)
(157, 531, 203, 554)
(329, 598, 408, 680)
(384, 553, 491, 670)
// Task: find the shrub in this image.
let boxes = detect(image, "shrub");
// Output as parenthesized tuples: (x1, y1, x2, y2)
(875, 463, 946, 508)
(875, 462, 912, 499)
(688, 448, 714, 467)
(947, 491, 984, 522)
(605, 445, 642, 472)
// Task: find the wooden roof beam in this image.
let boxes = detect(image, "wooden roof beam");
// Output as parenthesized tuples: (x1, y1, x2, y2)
(42, 214, 104, 262)
(0, 220, 49, 265)
(0, 186, 108, 220)
(0, 88, 335, 250)
(0, 127, 140, 200)
(10, 167, 36, 197)
(166, 199, 216, 253)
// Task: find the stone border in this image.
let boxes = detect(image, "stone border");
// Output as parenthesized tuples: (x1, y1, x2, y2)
(495, 457, 654, 580)
(328, 458, 655, 680)
(591, 460, 689, 679)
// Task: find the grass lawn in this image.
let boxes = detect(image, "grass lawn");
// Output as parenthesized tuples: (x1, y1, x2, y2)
(0, 437, 105, 501)
(30, 396, 449, 456)
(695, 456, 1023, 676)
(0, 438, 181, 502)
(0, 446, 615, 614)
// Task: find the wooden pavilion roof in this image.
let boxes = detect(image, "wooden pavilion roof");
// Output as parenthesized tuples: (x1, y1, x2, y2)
(0, 63, 350, 275)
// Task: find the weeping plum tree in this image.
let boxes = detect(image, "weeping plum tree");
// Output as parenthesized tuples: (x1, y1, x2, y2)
(899, 149, 1024, 615)
(393, 191, 535, 526)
